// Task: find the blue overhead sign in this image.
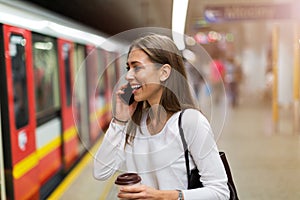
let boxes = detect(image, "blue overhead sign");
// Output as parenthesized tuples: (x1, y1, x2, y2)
(204, 4, 292, 23)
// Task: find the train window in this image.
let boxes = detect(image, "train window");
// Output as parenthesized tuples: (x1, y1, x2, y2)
(74, 44, 85, 74)
(62, 43, 72, 106)
(32, 34, 60, 120)
(97, 50, 106, 97)
(9, 34, 29, 129)
(106, 52, 117, 90)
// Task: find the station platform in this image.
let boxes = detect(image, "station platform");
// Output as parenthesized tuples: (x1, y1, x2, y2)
(47, 138, 119, 200)
(48, 94, 300, 200)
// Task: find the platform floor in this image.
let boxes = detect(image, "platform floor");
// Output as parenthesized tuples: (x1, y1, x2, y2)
(49, 94, 300, 200)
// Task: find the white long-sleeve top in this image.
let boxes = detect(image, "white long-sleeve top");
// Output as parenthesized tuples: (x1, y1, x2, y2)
(94, 109, 229, 200)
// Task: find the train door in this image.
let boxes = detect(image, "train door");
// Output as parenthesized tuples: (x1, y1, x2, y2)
(31, 33, 63, 198)
(57, 39, 79, 170)
(73, 44, 90, 154)
(0, 25, 39, 199)
(85, 46, 110, 144)
(86, 45, 100, 143)
(0, 109, 6, 200)
(96, 49, 110, 132)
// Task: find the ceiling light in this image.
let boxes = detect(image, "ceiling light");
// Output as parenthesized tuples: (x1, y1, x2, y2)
(172, 0, 189, 50)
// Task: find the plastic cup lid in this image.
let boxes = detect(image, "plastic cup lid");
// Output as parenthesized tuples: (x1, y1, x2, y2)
(115, 173, 141, 185)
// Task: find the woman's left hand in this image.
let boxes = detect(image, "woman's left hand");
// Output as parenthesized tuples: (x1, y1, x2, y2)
(118, 184, 159, 199)
(118, 184, 178, 200)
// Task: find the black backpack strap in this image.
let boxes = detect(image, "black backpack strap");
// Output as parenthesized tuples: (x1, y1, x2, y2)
(178, 109, 191, 188)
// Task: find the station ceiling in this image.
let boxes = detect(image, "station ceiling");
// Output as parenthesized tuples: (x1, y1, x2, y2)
(24, 0, 173, 36)
(24, 0, 296, 38)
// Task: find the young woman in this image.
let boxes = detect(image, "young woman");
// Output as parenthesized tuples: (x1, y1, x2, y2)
(94, 34, 229, 200)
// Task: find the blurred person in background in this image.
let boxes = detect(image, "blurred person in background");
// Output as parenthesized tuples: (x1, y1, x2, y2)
(184, 57, 204, 101)
(264, 67, 273, 102)
(94, 34, 229, 200)
(224, 56, 243, 108)
(210, 51, 226, 104)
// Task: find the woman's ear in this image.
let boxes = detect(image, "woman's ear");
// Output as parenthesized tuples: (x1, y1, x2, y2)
(160, 64, 171, 82)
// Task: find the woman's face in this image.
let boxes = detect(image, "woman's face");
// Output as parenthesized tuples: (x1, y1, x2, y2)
(126, 48, 163, 105)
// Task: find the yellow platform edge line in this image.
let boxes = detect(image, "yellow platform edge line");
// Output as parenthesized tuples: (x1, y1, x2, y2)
(99, 173, 119, 200)
(47, 136, 104, 199)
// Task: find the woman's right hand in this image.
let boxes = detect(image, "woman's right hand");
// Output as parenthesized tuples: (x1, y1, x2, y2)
(114, 84, 137, 124)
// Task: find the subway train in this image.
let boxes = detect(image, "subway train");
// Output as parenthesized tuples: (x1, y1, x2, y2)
(0, 1, 125, 199)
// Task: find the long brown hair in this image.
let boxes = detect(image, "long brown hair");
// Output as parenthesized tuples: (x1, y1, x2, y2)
(125, 34, 196, 145)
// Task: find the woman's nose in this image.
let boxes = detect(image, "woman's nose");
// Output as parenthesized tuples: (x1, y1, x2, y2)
(125, 68, 134, 81)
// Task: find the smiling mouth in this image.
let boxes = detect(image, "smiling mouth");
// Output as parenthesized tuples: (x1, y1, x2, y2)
(131, 85, 142, 89)
(131, 84, 142, 93)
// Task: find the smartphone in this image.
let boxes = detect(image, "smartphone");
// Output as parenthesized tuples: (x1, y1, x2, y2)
(119, 83, 135, 105)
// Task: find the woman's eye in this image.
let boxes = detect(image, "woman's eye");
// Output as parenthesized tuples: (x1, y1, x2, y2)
(126, 65, 142, 72)
(134, 66, 142, 71)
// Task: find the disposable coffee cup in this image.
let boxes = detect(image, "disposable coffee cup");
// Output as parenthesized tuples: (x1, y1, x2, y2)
(115, 172, 142, 188)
